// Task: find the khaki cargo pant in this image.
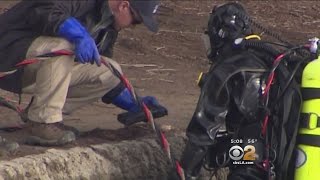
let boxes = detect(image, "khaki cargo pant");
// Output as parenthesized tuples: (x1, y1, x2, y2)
(22, 36, 122, 123)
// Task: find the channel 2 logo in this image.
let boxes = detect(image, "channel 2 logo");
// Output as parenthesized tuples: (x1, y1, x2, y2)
(229, 145, 256, 161)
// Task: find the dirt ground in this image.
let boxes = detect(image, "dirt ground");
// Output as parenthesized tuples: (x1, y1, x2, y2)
(1, 0, 320, 171)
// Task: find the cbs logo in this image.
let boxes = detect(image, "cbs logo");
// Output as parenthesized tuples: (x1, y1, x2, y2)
(229, 145, 256, 161)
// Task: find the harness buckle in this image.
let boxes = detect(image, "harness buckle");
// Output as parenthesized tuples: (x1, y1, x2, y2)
(306, 112, 319, 130)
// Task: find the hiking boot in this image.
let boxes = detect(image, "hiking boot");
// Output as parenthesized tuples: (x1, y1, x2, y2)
(19, 97, 80, 137)
(25, 121, 76, 146)
(57, 122, 81, 136)
(0, 136, 19, 156)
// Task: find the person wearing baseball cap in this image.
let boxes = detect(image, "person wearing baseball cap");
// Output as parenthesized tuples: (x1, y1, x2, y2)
(109, 0, 159, 32)
(0, 0, 166, 147)
(129, 0, 160, 32)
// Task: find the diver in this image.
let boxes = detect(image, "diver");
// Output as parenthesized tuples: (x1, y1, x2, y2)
(179, 2, 304, 180)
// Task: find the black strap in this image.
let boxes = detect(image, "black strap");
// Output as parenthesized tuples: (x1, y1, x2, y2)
(300, 113, 320, 129)
(279, 88, 300, 180)
(298, 134, 320, 147)
(301, 87, 320, 100)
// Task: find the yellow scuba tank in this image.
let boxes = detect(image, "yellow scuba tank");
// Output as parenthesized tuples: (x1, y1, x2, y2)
(294, 53, 320, 180)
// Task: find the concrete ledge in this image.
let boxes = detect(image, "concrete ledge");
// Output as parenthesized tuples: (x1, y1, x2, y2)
(0, 136, 186, 180)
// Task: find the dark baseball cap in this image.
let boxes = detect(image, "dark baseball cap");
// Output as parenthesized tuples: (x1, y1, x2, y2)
(130, 0, 160, 32)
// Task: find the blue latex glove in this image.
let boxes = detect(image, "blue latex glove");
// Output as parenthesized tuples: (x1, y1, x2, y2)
(130, 96, 160, 112)
(58, 17, 100, 66)
(111, 87, 161, 112)
(140, 96, 160, 107)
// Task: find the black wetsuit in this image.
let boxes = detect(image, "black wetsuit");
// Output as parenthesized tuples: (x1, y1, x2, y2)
(181, 39, 303, 180)
(184, 46, 269, 179)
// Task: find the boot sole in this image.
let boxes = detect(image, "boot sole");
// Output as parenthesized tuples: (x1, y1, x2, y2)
(25, 131, 76, 146)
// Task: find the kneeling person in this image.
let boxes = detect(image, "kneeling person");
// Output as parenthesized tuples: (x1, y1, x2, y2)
(0, 0, 167, 146)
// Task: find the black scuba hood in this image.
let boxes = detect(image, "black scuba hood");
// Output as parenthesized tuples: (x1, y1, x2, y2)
(206, 2, 252, 60)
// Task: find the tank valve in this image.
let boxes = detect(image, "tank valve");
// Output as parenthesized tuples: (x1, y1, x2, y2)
(308, 37, 320, 54)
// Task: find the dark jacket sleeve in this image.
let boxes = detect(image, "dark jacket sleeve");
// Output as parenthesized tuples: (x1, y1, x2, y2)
(26, 0, 96, 35)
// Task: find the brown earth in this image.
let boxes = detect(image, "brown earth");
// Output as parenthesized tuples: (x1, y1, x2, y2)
(1, 0, 320, 178)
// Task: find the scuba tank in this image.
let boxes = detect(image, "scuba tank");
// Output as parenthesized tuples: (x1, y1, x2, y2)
(294, 38, 320, 180)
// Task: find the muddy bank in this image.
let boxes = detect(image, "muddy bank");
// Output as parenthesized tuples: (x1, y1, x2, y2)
(0, 134, 229, 180)
(0, 136, 186, 180)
